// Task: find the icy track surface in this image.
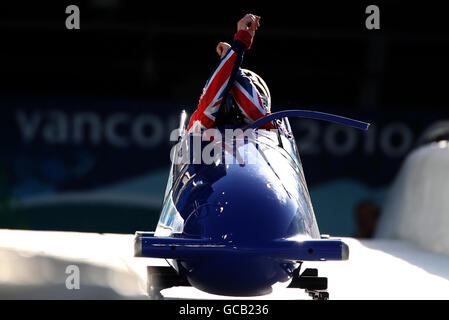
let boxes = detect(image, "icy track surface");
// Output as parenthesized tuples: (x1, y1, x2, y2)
(1, 229, 449, 299)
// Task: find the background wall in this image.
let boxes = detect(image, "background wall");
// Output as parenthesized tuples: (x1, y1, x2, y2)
(0, 1, 447, 235)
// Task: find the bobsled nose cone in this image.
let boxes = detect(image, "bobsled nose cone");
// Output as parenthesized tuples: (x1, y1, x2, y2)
(341, 242, 349, 260)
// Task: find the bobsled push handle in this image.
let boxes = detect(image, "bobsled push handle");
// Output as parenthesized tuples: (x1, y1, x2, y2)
(244, 110, 370, 131)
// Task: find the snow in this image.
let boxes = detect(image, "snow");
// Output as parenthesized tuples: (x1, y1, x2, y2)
(1, 230, 449, 299)
(376, 141, 449, 257)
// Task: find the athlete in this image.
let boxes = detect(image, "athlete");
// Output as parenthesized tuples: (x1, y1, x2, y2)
(186, 13, 276, 133)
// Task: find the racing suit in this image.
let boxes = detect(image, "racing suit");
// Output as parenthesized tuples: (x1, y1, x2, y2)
(187, 30, 274, 133)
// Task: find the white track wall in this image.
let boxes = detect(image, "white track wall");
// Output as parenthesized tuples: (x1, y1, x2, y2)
(375, 141, 449, 256)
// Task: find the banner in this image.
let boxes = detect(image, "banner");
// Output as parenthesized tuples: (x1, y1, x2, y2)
(0, 97, 446, 235)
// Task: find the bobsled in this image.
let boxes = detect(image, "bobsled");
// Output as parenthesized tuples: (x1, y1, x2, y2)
(134, 107, 369, 299)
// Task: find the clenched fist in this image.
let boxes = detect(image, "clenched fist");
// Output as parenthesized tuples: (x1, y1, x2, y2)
(237, 13, 260, 37)
(216, 42, 231, 58)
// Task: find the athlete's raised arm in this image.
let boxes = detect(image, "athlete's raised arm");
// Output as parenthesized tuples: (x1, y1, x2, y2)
(187, 14, 260, 132)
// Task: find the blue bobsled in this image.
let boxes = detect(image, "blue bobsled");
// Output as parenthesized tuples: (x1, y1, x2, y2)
(134, 109, 369, 298)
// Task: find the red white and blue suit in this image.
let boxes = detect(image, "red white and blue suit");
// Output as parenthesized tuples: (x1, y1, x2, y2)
(187, 30, 274, 133)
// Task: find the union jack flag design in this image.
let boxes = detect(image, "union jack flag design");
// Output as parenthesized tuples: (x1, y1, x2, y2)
(187, 30, 274, 133)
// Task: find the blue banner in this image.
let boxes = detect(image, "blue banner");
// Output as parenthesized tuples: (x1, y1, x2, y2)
(0, 97, 446, 235)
